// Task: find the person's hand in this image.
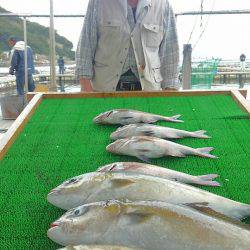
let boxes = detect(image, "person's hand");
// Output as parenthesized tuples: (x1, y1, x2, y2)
(80, 77, 93, 92)
(164, 88, 177, 91)
(9, 67, 14, 75)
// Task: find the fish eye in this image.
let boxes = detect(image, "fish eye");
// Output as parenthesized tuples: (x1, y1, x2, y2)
(74, 209, 80, 216)
(74, 207, 89, 216)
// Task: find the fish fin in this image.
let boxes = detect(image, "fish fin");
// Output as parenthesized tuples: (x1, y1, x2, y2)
(127, 212, 153, 224)
(195, 174, 220, 187)
(111, 178, 136, 188)
(184, 202, 232, 220)
(184, 202, 250, 221)
(195, 147, 218, 159)
(162, 114, 184, 123)
(137, 155, 151, 163)
(234, 205, 250, 220)
(193, 130, 211, 139)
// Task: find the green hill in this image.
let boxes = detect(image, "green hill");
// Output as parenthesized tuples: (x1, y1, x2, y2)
(0, 7, 75, 60)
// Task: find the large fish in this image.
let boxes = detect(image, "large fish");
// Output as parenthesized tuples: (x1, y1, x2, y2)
(106, 136, 217, 162)
(59, 245, 138, 250)
(93, 109, 183, 125)
(97, 162, 220, 187)
(48, 200, 250, 249)
(110, 124, 210, 140)
(47, 172, 250, 220)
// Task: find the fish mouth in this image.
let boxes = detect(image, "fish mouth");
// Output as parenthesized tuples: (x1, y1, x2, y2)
(106, 144, 114, 152)
(93, 117, 101, 124)
(110, 132, 119, 140)
(50, 222, 60, 229)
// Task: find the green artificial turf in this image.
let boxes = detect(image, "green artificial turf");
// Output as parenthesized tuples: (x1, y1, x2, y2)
(0, 94, 249, 249)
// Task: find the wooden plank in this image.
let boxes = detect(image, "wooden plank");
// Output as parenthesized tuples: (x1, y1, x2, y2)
(34, 90, 232, 99)
(0, 93, 43, 160)
(231, 90, 250, 114)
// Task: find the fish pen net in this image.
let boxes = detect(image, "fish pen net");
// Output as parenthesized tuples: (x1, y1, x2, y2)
(191, 58, 221, 89)
(0, 94, 249, 249)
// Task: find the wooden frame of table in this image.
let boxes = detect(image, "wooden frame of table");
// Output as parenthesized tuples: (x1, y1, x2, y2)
(0, 90, 249, 160)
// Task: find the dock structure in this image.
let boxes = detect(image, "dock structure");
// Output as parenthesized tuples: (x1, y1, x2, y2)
(0, 73, 76, 92)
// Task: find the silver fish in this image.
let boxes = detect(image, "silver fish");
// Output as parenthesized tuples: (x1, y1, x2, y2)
(106, 136, 217, 162)
(110, 124, 210, 140)
(47, 172, 250, 220)
(97, 162, 220, 187)
(58, 245, 139, 250)
(48, 200, 250, 249)
(93, 109, 183, 125)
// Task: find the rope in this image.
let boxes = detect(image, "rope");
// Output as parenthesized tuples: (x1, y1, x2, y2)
(193, 0, 216, 50)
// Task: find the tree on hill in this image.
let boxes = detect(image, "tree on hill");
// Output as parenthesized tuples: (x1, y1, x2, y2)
(0, 6, 75, 60)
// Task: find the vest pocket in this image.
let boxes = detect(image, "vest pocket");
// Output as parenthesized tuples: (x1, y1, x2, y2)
(152, 67, 163, 83)
(143, 24, 163, 48)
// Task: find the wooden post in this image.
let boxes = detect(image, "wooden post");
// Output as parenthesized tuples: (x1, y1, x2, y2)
(49, 0, 57, 91)
(23, 17, 28, 94)
(182, 44, 192, 90)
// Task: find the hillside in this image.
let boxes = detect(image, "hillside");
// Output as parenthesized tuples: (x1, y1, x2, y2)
(0, 7, 75, 60)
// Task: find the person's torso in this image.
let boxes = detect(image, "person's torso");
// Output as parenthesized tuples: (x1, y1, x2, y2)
(13, 46, 34, 74)
(93, 0, 166, 91)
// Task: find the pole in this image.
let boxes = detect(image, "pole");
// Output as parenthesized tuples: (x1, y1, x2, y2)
(49, 0, 57, 91)
(182, 44, 192, 90)
(23, 17, 28, 94)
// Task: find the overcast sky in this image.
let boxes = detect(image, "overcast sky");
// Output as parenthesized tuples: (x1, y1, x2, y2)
(1, 0, 250, 60)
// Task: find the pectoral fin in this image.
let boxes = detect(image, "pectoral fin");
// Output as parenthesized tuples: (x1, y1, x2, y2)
(111, 178, 136, 188)
(127, 212, 153, 224)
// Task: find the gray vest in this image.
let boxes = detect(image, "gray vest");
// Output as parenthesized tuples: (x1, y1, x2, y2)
(92, 0, 165, 92)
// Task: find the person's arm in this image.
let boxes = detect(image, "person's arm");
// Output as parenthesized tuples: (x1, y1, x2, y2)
(75, 0, 98, 91)
(9, 50, 18, 75)
(159, 2, 180, 90)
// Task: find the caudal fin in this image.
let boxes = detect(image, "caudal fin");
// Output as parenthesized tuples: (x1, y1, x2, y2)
(162, 114, 184, 123)
(195, 147, 218, 159)
(192, 130, 211, 139)
(195, 174, 220, 187)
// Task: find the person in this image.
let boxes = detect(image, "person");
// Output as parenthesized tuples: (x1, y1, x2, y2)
(58, 56, 65, 74)
(240, 54, 246, 72)
(8, 37, 35, 95)
(76, 0, 179, 92)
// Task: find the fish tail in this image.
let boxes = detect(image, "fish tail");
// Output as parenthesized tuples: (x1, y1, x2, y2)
(162, 114, 184, 123)
(195, 147, 218, 159)
(195, 174, 220, 187)
(192, 130, 211, 139)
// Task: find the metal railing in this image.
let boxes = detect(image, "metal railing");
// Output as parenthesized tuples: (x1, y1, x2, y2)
(1, 7, 250, 91)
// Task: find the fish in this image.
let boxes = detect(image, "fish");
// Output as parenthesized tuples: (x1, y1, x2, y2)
(93, 109, 183, 125)
(47, 171, 250, 220)
(106, 136, 217, 162)
(97, 162, 220, 187)
(110, 124, 210, 140)
(58, 245, 139, 250)
(48, 200, 250, 249)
